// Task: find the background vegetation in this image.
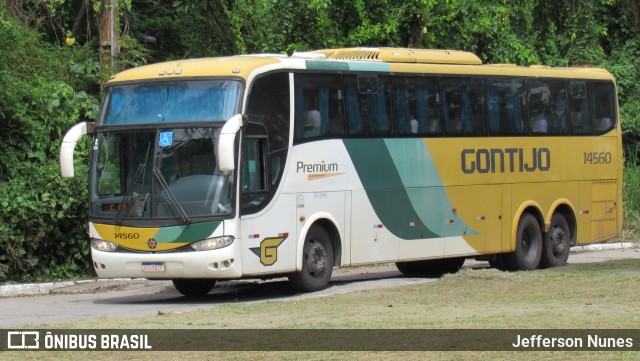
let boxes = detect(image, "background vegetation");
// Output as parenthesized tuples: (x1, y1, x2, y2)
(1, 0, 640, 282)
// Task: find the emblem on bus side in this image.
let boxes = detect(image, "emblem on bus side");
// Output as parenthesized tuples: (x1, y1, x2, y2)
(250, 236, 287, 266)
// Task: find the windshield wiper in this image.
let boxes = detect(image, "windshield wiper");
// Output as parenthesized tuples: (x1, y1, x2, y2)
(116, 163, 146, 225)
(153, 168, 191, 224)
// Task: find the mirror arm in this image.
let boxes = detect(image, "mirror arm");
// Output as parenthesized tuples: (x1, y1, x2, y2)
(218, 114, 245, 172)
(60, 121, 94, 178)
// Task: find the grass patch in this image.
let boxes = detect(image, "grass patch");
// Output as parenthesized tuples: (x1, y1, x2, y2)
(29, 260, 640, 330)
(5, 260, 640, 360)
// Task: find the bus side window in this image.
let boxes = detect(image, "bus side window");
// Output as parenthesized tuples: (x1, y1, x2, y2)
(294, 73, 345, 142)
(569, 81, 591, 135)
(394, 76, 441, 136)
(487, 79, 526, 136)
(526, 79, 567, 135)
(441, 77, 486, 136)
(344, 75, 394, 136)
(590, 81, 616, 134)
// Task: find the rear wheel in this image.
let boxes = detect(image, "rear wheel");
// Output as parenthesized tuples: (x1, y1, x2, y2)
(488, 253, 509, 271)
(395, 261, 421, 276)
(540, 213, 571, 268)
(289, 225, 334, 292)
(172, 279, 216, 297)
(505, 213, 543, 271)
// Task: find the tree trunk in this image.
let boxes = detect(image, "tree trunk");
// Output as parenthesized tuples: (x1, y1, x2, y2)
(99, 0, 120, 73)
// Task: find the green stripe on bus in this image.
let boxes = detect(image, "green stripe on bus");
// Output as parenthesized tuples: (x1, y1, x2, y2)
(305, 60, 391, 72)
(306, 61, 350, 71)
(344, 138, 477, 239)
(384, 138, 478, 236)
(343, 139, 438, 240)
(154, 221, 222, 243)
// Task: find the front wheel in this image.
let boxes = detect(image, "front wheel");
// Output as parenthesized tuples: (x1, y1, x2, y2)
(540, 213, 571, 268)
(289, 225, 334, 292)
(172, 279, 216, 297)
(505, 213, 543, 271)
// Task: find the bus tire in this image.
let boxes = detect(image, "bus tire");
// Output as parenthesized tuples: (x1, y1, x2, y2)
(396, 257, 465, 277)
(289, 225, 334, 292)
(172, 279, 216, 297)
(395, 261, 421, 276)
(505, 213, 542, 271)
(431, 257, 465, 276)
(489, 254, 509, 271)
(540, 213, 571, 268)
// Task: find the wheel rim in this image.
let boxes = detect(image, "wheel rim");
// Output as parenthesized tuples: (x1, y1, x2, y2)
(549, 225, 567, 255)
(305, 240, 327, 276)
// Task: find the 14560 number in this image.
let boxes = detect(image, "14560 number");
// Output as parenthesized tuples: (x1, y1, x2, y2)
(583, 152, 612, 165)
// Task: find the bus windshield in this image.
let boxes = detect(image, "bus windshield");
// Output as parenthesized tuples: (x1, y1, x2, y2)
(90, 127, 234, 223)
(100, 80, 242, 125)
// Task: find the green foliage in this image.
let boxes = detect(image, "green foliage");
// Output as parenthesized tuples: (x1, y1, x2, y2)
(0, 160, 90, 281)
(603, 39, 640, 137)
(623, 163, 640, 235)
(0, 16, 98, 282)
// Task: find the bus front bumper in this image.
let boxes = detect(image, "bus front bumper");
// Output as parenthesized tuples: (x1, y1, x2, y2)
(90, 246, 242, 279)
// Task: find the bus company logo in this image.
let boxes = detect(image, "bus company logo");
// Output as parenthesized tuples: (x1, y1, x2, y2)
(461, 147, 551, 174)
(296, 161, 344, 181)
(250, 236, 287, 266)
(7, 331, 40, 349)
(147, 238, 157, 250)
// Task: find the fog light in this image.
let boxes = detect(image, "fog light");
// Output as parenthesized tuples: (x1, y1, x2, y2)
(191, 236, 234, 251)
(91, 239, 118, 252)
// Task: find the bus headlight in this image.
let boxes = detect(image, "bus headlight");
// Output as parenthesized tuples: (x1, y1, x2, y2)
(91, 239, 119, 252)
(191, 236, 234, 251)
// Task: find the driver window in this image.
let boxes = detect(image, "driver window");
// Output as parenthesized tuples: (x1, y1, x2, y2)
(242, 72, 290, 215)
(240, 123, 268, 213)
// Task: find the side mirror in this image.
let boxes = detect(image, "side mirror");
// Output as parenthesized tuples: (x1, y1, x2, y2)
(60, 121, 94, 178)
(218, 114, 245, 172)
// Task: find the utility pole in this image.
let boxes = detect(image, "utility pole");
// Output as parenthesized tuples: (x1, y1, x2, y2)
(99, 0, 120, 74)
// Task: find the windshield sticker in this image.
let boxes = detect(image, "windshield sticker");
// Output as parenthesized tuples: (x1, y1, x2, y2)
(159, 132, 173, 147)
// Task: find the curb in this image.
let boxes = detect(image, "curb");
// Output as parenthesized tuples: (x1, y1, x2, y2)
(0, 280, 77, 298)
(570, 242, 637, 253)
(0, 278, 142, 298)
(1, 243, 637, 298)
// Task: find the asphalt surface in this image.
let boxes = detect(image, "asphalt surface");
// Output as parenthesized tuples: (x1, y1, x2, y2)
(0, 243, 637, 328)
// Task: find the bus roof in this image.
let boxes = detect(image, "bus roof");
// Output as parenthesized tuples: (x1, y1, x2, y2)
(300, 47, 484, 65)
(107, 47, 615, 84)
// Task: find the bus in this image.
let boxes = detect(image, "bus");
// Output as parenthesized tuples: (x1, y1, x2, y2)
(60, 47, 622, 296)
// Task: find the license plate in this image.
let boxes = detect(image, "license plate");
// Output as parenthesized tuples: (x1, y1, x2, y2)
(142, 262, 165, 272)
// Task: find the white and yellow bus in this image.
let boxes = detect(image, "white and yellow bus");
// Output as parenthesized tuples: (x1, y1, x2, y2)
(60, 47, 622, 296)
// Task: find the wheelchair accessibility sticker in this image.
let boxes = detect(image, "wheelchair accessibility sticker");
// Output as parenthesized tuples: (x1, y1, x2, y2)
(159, 132, 173, 147)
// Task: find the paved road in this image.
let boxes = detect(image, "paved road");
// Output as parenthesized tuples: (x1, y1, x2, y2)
(1, 247, 638, 328)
